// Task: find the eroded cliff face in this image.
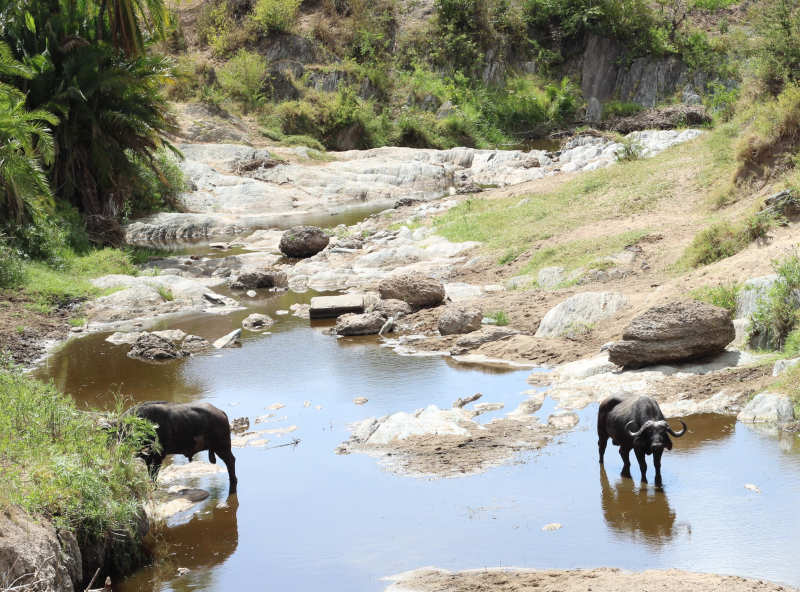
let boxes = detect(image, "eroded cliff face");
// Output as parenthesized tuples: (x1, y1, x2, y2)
(580, 34, 713, 112)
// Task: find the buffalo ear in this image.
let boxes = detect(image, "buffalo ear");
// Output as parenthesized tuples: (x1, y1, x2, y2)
(665, 437, 673, 450)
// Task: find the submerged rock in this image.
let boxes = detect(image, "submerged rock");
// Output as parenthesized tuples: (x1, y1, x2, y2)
(438, 306, 483, 335)
(182, 334, 211, 352)
(127, 333, 188, 362)
(607, 300, 734, 368)
(378, 273, 445, 309)
(334, 312, 387, 336)
(213, 329, 242, 349)
(279, 226, 330, 258)
(242, 313, 274, 331)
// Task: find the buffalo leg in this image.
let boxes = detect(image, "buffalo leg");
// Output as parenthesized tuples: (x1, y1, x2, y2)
(634, 448, 648, 483)
(653, 448, 663, 487)
(598, 434, 608, 464)
(619, 446, 632, 478)
(215, 448, 238, 494)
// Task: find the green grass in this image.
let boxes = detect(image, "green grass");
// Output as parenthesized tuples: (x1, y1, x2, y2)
(0, 367, 154, 539)
(773, 364, 800, 414)
(691, 282, 740, 314)
(156, 286, 174, 301)
(487, 310, 509, 326)
(20, 248, 141, 309)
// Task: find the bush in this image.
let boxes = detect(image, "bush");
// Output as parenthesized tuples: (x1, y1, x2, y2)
(748, 251, 800, 350)
(615, 138, 644, 162)
(602, 100, 643, 119)
(681, 211, 782, 267)
(217, 49, 267, 112)
(691, 282, 740, 314)
(751, 0, 800, 94)
(0, 239, 25, 289)
(250, 0, 302, 33)
(0, 367, 155, 537)
(126, 148, 186, 218)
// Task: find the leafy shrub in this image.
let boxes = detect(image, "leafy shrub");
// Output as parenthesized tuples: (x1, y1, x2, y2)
(198, 2, 236, 55)
(126, 148, 186, 218)
(615, 138, 644, 162)
(488, 310, 509, 325)
(785, 328, 800, 356)
(250, 0, 302, 33)
(748, 251, 800, 350)
(751, 0, 800, 94)
(0, 239, 25, 289)
(217, 49, 267, 112)
(691, 282, 740, 314)
(705, 81, 739, 122)
(681, 211, 782, 267)
(602, 100, 643, 119)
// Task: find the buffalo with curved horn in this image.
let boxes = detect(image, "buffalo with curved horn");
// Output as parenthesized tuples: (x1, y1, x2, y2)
(597, 395, 686, 487)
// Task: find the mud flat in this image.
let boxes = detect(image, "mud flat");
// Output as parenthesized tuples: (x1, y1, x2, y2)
(384, 567, 797, 592)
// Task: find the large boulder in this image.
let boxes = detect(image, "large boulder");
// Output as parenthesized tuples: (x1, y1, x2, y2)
(279, 226, 330, 258)
(607, 300, 735, 368)
(229, 269, 288, 290)
(737, 392, 795, 424)
(334, 312, 388, 336)
(535, 292, 627, 338)
(438, 306, 483, 335)
(378, 274, 445, 309)
(127, 333, 188, 362)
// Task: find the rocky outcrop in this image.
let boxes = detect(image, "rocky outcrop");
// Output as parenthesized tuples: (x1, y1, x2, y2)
(124, 131, 703, 244)
(309, 294, 365, 319)
(127, 333, 189, 362)
(535, 292, 627, 338)
(279, 226, 330, 258)
(242, 313, 274, 331)
(607, 301, 735, 368)
(581, 34, 713, 109)
(773, 357, 800, 377)
(378, 274, 445, 309)
(334, 312, 388, 336)
(606, 105, 711, 134)
(0, 506, 81, 592)
(438, 306, 482, 335)
(229, 269, 288, 290)
(451, 326, 519, 354)
(737, 392, 795, 424)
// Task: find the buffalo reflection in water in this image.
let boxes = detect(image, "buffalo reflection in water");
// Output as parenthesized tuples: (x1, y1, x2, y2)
(600, 467, 678, 548)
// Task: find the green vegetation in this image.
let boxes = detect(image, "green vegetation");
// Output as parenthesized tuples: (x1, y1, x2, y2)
(691, 282, 740, 314)
(748, 251, 800, 351)
(251, 0, 302, 33)
(679, 210, 782, 268)
(218, 50, 267, 113)
(615, 138, 645, 162)
(488, 310, 509, 326)
(602, 100, 644, 120)
(156, 285, 174, 301)
(774, 364, 800, 413)
(0, 365, 154, 541)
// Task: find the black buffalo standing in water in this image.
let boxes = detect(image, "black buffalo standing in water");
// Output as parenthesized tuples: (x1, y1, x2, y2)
(597, 395, 686, 487)
(128, 401, 238, 494)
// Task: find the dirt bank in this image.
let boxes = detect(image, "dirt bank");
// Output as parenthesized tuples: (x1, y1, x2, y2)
(385, 567, 797, 592)
(0, 296, 74, 367)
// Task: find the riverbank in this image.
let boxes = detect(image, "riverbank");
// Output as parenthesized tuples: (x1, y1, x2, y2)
(384, 567, 798, 592)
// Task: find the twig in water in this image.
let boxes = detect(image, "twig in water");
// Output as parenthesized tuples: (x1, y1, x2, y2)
(267, 438, 301, 450)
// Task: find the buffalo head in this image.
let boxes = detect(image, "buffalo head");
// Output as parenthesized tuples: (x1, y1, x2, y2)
(625, 419, 687, 454)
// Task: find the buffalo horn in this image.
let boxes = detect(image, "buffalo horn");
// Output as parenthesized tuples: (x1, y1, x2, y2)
(626, 420, 651, 437)
(667, 420, 687, 437)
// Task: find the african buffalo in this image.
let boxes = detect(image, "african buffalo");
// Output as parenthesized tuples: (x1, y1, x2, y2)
(128, 401, 238, 494)
(597, 395, 686, 487)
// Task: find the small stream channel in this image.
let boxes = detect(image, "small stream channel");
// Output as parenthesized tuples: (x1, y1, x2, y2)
(33, 227, 800, 591)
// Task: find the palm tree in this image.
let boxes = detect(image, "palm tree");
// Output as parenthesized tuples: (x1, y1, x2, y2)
(0, 42, 59, 223)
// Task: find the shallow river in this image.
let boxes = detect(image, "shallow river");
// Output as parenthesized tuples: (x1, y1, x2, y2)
(35, 283, 800, 591)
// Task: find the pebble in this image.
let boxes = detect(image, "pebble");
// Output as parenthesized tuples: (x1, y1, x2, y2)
(246, 290, 257, 298)
(542, 523, 562, 532)
(268, 403, 285, 410)
(744, 483, 761, 493)
(354, 397, 368, 405)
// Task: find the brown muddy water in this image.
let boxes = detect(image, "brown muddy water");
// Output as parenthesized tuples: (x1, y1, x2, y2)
(35, 289, 800, 591)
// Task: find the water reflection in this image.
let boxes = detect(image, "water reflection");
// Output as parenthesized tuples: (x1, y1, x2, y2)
(600, 467, 677, 547)
(121, 497, 240, 592)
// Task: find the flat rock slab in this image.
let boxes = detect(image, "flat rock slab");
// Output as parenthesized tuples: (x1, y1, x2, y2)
(737, 392, 795, 424)
(310, 294, 365, 319)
